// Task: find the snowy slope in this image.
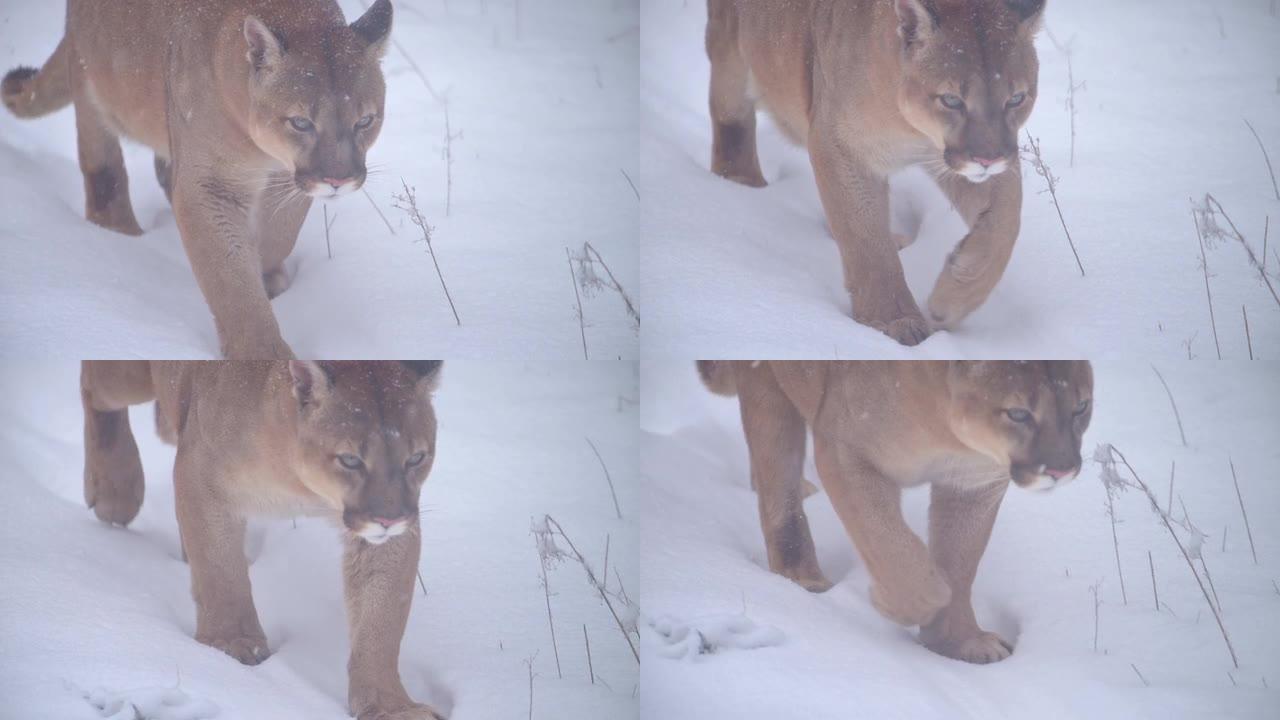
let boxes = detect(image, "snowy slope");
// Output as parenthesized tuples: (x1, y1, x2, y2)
(640, 0, 1280, 360)
(0, 0, 639, 359)
(639, 360, 1280, 719)
(0, 360, 640, 720)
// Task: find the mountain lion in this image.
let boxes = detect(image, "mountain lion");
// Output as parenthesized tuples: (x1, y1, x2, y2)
(706, 0, 1045, 345)
(4, 0, 394, 358)
(697, 360, 1092, 663)
(80, 360, 445, 719)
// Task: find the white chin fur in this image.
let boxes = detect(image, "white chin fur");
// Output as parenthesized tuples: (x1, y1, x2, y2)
(305, 181, 360, 200)
(958, 159, 1008, 184)
(357, 520, 408, 545)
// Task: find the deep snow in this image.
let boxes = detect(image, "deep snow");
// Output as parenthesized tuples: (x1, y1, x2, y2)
(0, 360, 640, 720)
(639, 0, 1280, 359)
(0, 0, 639, 359)
(639, 360, 1280, 719)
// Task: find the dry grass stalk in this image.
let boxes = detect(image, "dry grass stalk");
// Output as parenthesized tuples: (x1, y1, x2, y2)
(1242, 306, 1254, 360)
(583, 624, 595, 685)
(1229, 459, 1258, 564)
(1022, 132, 1085, 276)
(1191, 211, 1222, 359)
(1150, 365, 1188, 446)
(1099, 444, 1239, 668)
(394, 179, 461, 325)
(572, 241, 640, 331)
(1196, 193, 1280, 309)
(1148, 550, 1159, 611)
(1106, 488, 1128, 605)
(1131, 663, 1149, 687)
(567, 247, 589, 360)
(586, 437, 622, 519)
(1244, 118, 1280, 200)
(540, 514, 640, 664)
(362, 186, 396, 235)
(443, 107, 462, 216)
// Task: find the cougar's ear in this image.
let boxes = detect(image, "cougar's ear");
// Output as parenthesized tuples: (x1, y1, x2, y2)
(351, 0, 394, 59)
(244, 16, 285, 73)
(1006, 0, 1046, 32)
(402, 360, 443, 394)
(289, 361, 332, 408)
(895, 0, 939, 48)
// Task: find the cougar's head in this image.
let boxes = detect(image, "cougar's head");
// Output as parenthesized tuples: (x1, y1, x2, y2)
(946, 361, 1093, 491)
(288, 360, 441, 545)
(894, 0, 1044, 183)
(242, 0, 393, 199)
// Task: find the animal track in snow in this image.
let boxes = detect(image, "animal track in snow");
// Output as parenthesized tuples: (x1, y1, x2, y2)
(650, 613, 784, 660)
(81, 685, 219, 720)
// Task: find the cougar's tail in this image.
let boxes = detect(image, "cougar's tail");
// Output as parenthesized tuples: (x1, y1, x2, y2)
(696, 360, 739, 396)
(3, 37, 72, 119)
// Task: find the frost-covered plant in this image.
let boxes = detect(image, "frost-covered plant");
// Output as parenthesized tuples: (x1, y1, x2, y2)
(1093, 443, 1238, 668)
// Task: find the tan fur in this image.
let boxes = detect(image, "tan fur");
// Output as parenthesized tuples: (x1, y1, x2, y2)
(702, 360, 1092, 664)
(706, 0, 1045, 345)
(81, 360, 445, 720)
(5, 1, 394, 359)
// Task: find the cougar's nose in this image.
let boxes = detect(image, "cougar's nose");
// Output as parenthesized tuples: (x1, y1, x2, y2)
(971, 155, 1001, 168)
(323, 176, 355, 189)
(372, 515, 407, 528)
(1044, 466, 1077, 480)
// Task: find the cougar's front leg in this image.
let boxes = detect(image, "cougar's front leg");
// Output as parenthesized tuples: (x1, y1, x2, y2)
(808, 118, 930, 346)
(706, 0, 766, 188)
(345, 529, 442, 720)
(174, 447, 269, 666)
(739, 363, 830, 592)
(171, 167, 294, 359)
(256, 180, 312, 299)
(920, 480, 1012, 664)
(813, 435, 949, 626)
(926, 168, 1022, 330)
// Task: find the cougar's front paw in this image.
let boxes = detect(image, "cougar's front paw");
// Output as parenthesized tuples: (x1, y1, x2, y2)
(200, 634, 271, 666)
(358, 703, 445, 720)
(925, 629, 1013, 664)
(870, 566, 951, 627)
(856, 312, 932, 347)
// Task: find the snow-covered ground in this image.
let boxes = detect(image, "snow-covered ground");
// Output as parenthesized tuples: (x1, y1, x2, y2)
(0, 0, 639, 359)
(639, 360, 1280, 719)
(640, 0, 1280, 359)
(0, 360, 640, 720)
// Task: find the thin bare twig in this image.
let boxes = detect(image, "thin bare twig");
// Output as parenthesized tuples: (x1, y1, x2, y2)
(1106, 489, 1128, 605)
(1104, 445, 1239, 668)
(620, 168, 640, 201)
(583, 624, 595, 685)
(1090, 581, 1101, 652)
(1192, 210, 1222, 359)
(543, 515, 640, 664)
(1150, 365, 1188, 446)
(567, 248, 589, 360)
(524, 653, 537, 720)
(362, 187, 396, 235)
(394, 180, 461, 325)
(586, 437, 622, 519)
(443, 107, 463, 216)
(1243, 305, 1254, 360)
(576, 242, 640, 330)
(1197, 193, 1280, 309)
(537, 544, 563, 679)
(1244, 118, 1280, 200)
(1022, 132, 1085, 275)
(323, 205, 337, 259)
(1148, 550, 1159, 612)
(417, 570, 427, 597)
(1230, 459, 1258, 564)
(1167, 461, 1175, 517)
(1132, 663, 1150, 687)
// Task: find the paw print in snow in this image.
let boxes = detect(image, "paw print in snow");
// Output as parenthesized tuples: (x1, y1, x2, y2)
(82, 686, 219, 720)
(649, 613, 784, 660)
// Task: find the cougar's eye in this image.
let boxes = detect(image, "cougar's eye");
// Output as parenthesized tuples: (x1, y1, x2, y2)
(938, 94, 965, 110)
(1005, 408, 1034, 424)
(288, 116, 315, 132)
(336, 453, 364, 470)
(1074, 399, 1091, 416)
(405, 451, 427, 468)
(1006, 92, 1027, 108)
(354, 114, 376, 130)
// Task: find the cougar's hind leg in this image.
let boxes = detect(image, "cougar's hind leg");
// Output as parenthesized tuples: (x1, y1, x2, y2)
(73, 84, 143, 235)
(81, 361, 154, 526)
(706, 0, 766, 187)
(738, 363, 831, 592)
